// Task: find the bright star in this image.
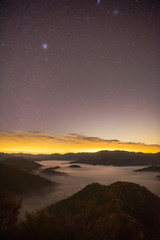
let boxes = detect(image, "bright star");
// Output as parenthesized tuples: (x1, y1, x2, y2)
(113, 9, 119, 15)
(42, 43, 48, 49)
(97, 0, 101, 5)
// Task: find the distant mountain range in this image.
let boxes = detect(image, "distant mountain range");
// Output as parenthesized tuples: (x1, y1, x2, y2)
(0, 152, 47, 160)
(72, 150, 160, 166)
(0, 150, 160, 166)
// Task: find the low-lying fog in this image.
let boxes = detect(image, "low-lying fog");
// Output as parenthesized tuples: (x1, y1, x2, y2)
(19, 160, 160, 218)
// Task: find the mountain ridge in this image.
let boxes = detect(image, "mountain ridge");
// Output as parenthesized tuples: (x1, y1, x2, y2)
(1, 150, 160, 166)
(18, 181, 160, 240)
(0, 163, 54, 195)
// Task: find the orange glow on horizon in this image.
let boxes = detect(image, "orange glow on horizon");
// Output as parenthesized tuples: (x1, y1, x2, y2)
(0, 131, 160, 154)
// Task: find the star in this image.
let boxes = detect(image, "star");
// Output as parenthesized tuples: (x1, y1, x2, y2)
(97, 0, 101, 5)
(113, 9, 120, 16)
(42, 43, 48, 49)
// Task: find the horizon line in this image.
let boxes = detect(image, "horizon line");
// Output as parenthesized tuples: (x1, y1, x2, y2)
(1, 148, 160, 155)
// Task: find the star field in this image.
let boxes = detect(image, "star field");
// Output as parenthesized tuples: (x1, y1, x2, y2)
(0, 0, 160, 148)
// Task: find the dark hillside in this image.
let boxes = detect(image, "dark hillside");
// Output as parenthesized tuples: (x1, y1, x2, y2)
(0, 163, 53, 195)
(48, 181, 160, 240)
(18, 182, 160, 240)
(2, 157, 41, 171)
(135, 166, 160, 172)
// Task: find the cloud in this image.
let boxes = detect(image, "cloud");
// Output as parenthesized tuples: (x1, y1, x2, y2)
(0, 131, 160, 154)
(67, 134, 120, 143)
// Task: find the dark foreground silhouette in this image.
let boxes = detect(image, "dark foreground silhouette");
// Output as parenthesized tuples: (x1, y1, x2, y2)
(1, 181, 160, 240)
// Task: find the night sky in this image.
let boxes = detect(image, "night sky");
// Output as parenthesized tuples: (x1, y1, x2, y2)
(0, 0, 160, 153)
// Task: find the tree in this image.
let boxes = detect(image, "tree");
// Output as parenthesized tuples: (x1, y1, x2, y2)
(0, 192, 22, 240)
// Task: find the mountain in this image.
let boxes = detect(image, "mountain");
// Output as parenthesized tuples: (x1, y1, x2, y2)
(0, 152, 14, 160)
(26, 150, 160, 166)
(18, 181, 160, 240)
(42, 167, 66, 176)
(69, 164, 81, 168)
(0, 163, 53, 195)
(1, 150, 160, 166)
(135, 166, 160, 172)
(1, 157, 42, 171)
(0, 152, 48, 160)
(72, 150, 160, 166)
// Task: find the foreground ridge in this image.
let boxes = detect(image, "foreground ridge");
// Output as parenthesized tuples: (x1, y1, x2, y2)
(17, 181, 160, 240)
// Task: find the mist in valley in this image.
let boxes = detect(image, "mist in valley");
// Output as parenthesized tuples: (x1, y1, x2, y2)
(19, 160, 160, 219)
